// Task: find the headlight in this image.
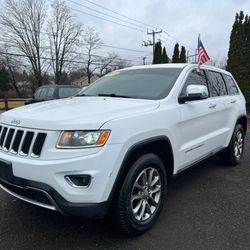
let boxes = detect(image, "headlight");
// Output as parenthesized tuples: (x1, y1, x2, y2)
(57, 130, 110, 148)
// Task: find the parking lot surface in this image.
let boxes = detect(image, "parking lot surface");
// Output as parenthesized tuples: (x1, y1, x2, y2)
(0, 132, 250, 250)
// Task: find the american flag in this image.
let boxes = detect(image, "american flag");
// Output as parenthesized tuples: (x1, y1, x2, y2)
(197, 35, 210, 68)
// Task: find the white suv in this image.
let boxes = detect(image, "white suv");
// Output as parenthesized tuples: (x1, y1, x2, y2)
(0, 64, 247, 235)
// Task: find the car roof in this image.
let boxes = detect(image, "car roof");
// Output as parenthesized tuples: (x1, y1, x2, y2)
(118, 63, 232, 76)
(39, 84, 81, 88)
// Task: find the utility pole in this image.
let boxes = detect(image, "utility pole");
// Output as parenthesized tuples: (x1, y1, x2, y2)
(142, 29, 163, 57)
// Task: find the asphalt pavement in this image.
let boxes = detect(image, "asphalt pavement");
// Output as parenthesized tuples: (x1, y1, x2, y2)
(0, 133, 250, 250)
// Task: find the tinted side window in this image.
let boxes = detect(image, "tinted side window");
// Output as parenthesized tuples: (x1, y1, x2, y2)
(39, 88, 48, 99)
(34, 88, 42, 99)
(46, 87, 55, 98)
(207, 71, 227, 97)
(223, 74, 239, 95)
(180, 69, 207, 96)
(59, 87, 81, 98)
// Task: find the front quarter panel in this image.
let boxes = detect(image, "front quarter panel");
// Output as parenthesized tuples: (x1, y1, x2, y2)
(101, 102, 181, 175)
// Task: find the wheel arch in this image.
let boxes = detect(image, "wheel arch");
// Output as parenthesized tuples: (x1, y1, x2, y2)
(108, 136, 174, 202)
(236, 115, 247, 134)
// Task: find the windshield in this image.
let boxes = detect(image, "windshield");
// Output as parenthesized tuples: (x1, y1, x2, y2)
(78, 68, 182, 100)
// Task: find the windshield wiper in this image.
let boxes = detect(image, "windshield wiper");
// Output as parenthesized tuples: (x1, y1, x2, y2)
(76, 93, 93, 97)
(97, 93, 135, 98)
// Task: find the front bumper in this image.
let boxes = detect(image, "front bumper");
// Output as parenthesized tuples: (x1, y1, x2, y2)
(0, 174, 109, 218)
(0, 143, 125, 217)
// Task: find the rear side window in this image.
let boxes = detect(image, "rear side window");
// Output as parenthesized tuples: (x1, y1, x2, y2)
(207, 71, 227, 97)
(223, 74, 239, 95)
(180, 69, 208, 96)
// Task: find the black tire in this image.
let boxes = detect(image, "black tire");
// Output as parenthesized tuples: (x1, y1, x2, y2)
(222, 124, 245, 166)
(113, 153, 167, 236)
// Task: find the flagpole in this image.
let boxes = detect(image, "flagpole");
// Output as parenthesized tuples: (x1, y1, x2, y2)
(195, 34, 200, 63)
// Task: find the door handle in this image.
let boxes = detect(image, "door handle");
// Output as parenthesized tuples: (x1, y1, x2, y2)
(209, 103, 216, 109)
(230, 99, 237, 104)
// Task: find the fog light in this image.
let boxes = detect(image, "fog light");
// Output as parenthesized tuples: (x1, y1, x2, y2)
(65, 175, 91, 187)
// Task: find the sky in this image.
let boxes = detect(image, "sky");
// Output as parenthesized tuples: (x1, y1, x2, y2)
(65, 0, 250, 65)
(0, 0, 250, 66)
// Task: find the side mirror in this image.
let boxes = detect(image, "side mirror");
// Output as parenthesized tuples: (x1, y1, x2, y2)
(179, 85, 208, 104)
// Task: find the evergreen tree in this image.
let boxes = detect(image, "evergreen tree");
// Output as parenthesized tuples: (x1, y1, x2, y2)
(227, 11, 245, 80)
(227, 11, 250, 111)
(153, 41, 162, 64)
(179, 46, 186, 63)
(162, 47, 169, 63)
(0, 67, 11, 92)
(172, 43, 180, 63)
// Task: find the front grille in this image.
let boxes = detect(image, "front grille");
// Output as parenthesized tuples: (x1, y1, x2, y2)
(0, 125, 47, 158)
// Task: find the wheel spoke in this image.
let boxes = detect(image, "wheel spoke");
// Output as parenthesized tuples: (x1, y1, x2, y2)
(151, 185, 161, 194)
(134, 182, 144, 191)
(133, 199, 143, 214)
(148, 169, 154, 186)
(145, 200, 152, 215)
(131, 194, 142, 202)
(149, 196, 157, 207)
(237, 132, 242, 142)
(150, 176, 159, 187)
(138, 200, 146, 221)
(234, 145, 238, 156)
(142, 170, 147, 186)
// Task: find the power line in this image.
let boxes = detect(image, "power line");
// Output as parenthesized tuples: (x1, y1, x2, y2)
(0, 38, 151, 55)
(74, 0, 158, 30)
(67, 0, 148, 31)
(0, 42, 146, 64)
(0, 51, 142, 67)
(69, 6, 144, 32)
(68, 0, 195, 52)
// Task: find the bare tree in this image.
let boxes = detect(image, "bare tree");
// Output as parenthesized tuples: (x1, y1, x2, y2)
(113, 57, 131, 70)
(82, 27, 102, 83)
(0, 0, 47, 87)
(0, 46, 27, 97)
(48, 0, 82, 85)
(98, 52, 119, 76)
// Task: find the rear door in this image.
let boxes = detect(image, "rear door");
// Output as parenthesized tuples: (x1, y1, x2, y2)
(221, 73, 242, 139)
(177, 69, 228, 171)
(205, 70, 231, 146)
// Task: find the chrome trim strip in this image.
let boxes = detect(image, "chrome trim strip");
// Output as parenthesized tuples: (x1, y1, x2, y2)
(2, 127, 9, 151)
(0, 184, 57, 211)
(9, 129, 17, 153)
(185, 144, 205, 153)
(65, 176, 91, 189)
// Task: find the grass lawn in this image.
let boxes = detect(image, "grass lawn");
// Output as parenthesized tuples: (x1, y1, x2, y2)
(0, 100, 25, 110)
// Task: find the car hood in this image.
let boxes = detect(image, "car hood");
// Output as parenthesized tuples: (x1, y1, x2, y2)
(0, 97, 160, 130)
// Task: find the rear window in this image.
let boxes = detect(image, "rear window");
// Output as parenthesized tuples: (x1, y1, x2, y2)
(58, 87, 81, 98)
(80, 68, 183, 100)
(223, 74, 239, 95)
(207, 71, 227, 97)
